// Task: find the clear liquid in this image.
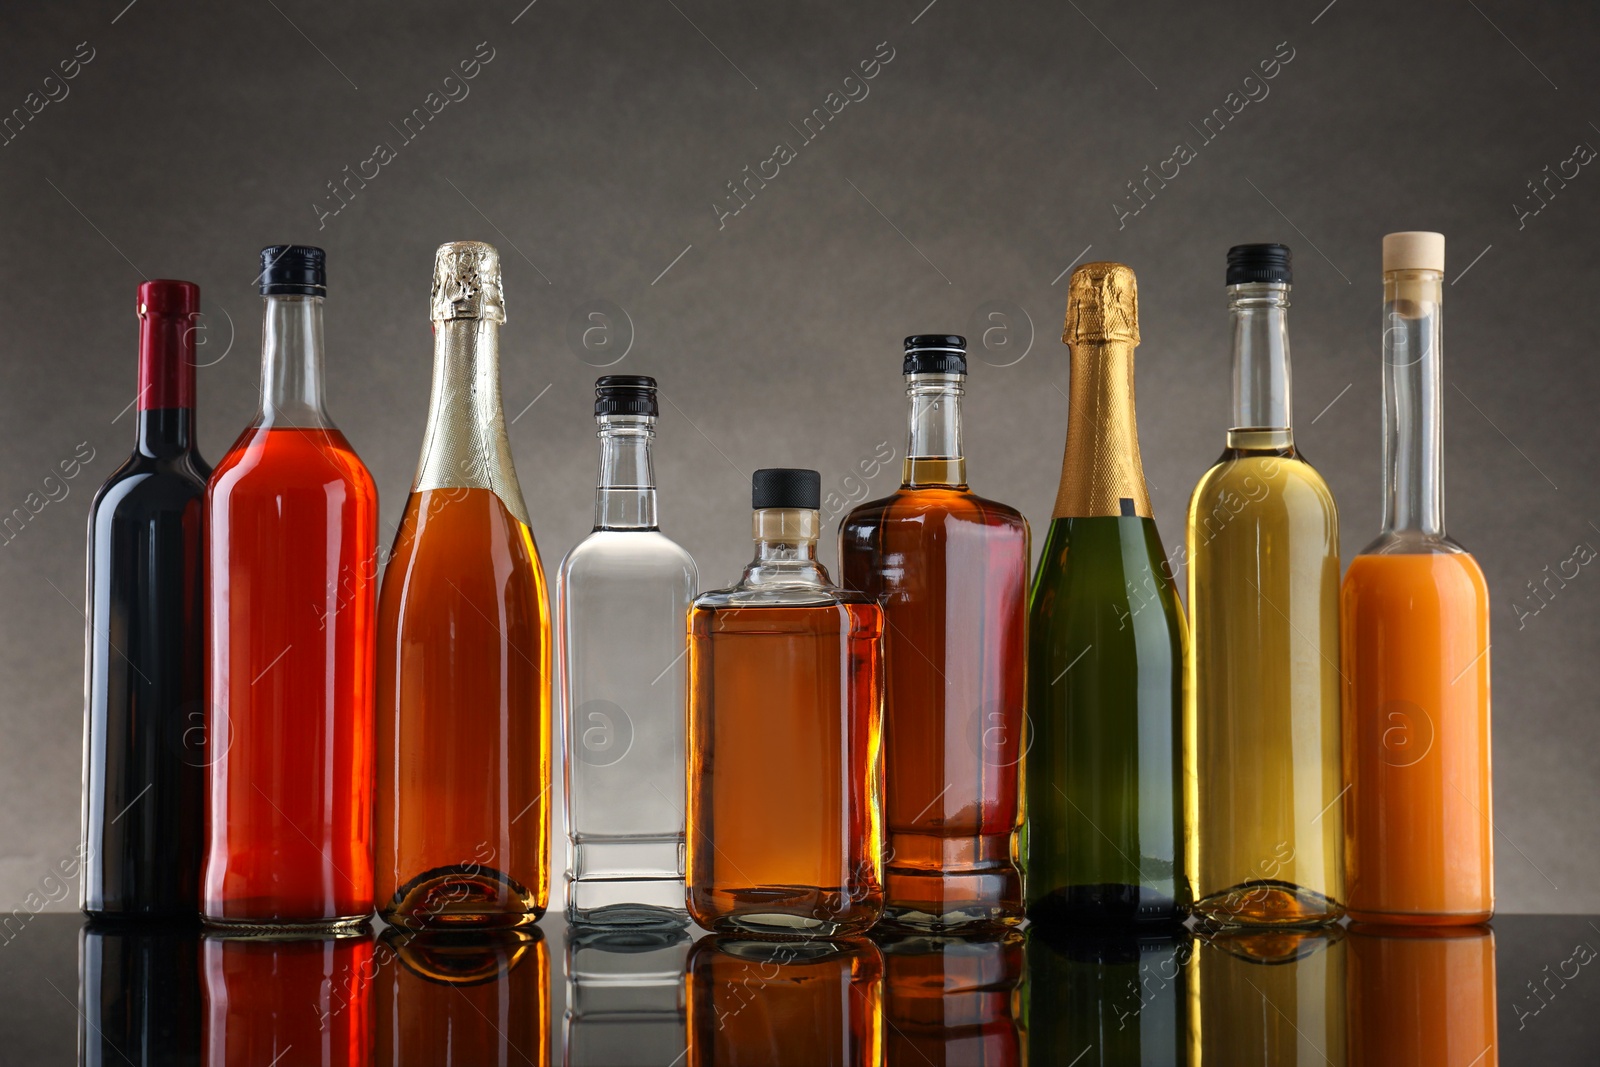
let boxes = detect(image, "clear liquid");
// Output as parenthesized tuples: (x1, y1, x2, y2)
(559, 529, 697, 925)
(1185, 437, 1343, 926)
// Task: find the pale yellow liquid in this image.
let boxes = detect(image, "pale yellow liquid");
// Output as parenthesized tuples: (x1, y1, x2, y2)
(1185, 430, 1343, 926)
(1190, 927, 1348, 1064)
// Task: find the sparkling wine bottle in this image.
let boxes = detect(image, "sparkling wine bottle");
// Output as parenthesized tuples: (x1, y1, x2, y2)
(202, 246, 378, 928)
(377, 241, 550, 929)
(558, 375, 696, 926)
(1025, 262, 1189, 928)
(1185, 244, 1344, 927)
(839, 335, 1029, 931)
(82, 279, 209, 919)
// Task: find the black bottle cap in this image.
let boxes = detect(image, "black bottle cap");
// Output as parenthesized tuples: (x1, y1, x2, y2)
(752, 468, 821, 510)
(595, 374, 658, 417)
(1226, 244, 1292, 286)
(258, 245, 327, 296)
(903, 334, 967, 375)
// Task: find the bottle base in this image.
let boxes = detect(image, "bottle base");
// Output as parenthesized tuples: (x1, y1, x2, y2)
(1026, 883, 1187, 929)
(1193, 881, 1344, 929)
(381, 864, 542, 930)
(881, 833, 1023, 932)
(201, 913, 372, 936)
(1346, 906, 1494, 928)
(566, 876, 688, 927)
(689, 885, 882, 938)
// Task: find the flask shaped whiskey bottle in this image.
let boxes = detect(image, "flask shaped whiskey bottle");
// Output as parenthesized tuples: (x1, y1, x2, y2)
(1025, 262, 1190, 928)
(687, 469, 885, 936)
(202, 247, 378, 928)
(559, 376, 696, 926)
(1341, 232, 1493, 925)
(1185, 245, 1344, 927)
(839, 335, 1028, 930)
(377, 241, 551, 929)
(82, 280, 209, 919)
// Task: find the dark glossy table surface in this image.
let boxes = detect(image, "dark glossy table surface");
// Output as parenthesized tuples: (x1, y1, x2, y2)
(0, 913, 1595, 1064)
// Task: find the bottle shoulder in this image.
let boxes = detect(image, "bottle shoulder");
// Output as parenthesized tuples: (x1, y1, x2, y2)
(559, 529, 698, 582)
(840, 486, 1030, 536)
(209, 425, 375, 496)
(691, 582, 877, 612)
(91, 452, 208, 517)
(1188, 450, 1337, 517)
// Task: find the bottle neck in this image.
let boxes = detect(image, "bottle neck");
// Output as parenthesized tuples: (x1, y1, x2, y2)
(136, 309, 197, 456)
(595, 415, 658, 530)
(902, 372, 967, 488)
(1227, 282, 1293, 450)
(413, 317, 531, 527)
(1381, 269, 1446, 538)
(743, 508, 827, 587)
(257, 295, 330, 428)
(1053, 338, 1151, 519)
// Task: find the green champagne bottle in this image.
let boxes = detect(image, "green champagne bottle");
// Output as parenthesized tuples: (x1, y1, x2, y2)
(1024, 261, 1190, 927)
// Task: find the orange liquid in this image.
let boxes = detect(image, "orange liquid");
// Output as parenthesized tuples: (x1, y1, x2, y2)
(1347, 925, 1497, 1066)
(376, 488, 551, 928)
(202, 932, 374, 1066)
(1340, 552, 1492, 923)
(203, 426, 378, 924)
(375, 929, 548, 1065)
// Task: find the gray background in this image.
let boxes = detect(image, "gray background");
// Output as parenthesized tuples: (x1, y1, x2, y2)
(0, 0, 1594, 915)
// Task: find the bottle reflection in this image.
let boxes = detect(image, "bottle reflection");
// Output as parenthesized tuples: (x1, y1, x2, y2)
(80, 921, 202, 1066)
(200, 928, 374, 1067)
(1022, 927, 1191, 1066)
(1193, 926, 1346, 1064)
(376, 927, 547, 1065)
(875, 929, 1022, 1067)
(565, 925, 689, 1067)
(687, 935, 883, 1067)
(1347, 924, 1497, 1067)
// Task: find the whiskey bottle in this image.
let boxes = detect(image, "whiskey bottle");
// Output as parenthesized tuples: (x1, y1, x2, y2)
(687, 469, 885, 936)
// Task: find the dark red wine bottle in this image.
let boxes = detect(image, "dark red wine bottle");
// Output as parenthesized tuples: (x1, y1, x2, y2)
(81, 279, 210, 919)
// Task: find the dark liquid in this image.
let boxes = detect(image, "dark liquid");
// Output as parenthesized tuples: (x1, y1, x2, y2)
(82, 408, 209, 918)
(80, 919, 202, 1066)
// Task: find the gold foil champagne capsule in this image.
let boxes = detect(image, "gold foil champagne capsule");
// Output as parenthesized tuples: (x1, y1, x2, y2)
(431, 240, 506, 323)
(1052, 261, 1152, 520)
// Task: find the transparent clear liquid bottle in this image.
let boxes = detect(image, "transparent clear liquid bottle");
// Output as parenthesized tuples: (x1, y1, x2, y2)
(558, 376, 697, 926)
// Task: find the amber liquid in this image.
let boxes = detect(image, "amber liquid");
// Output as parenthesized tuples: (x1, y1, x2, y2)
(1341, 552, 1493, 924)
(201, 931, 374, 1067)
(377, 488, 550, 928)
(376, 928, 548, 1065)
(202, 426, 378, 925)
(878, 930, 1023, 1066)
(840, 482, 1028, 930)
(687, 602, 884, 936)
(687, 936, 884, 1067)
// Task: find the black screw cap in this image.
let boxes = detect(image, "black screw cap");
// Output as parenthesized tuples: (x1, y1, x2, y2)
(1226, 244, 1292, 286)
(596, 375, 658, 417)
(259, 245, 327, 296)
(752, 468, 821, 510)
(903, 334, 967, 375)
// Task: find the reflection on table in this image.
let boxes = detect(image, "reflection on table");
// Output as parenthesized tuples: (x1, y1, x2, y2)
(69, 916, 1506, 1065)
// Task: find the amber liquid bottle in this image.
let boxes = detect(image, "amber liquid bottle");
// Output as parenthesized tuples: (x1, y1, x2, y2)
(687, 469, 885, 937)
(876, 929, 1023, 1066)
(377, 242, 550, 928)
(1342, 233, 1493, 925)
(840, 335, 1028, 931)
(202, 246, 378, 928)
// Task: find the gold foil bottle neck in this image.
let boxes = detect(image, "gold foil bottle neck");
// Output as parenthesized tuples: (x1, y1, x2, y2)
(1053, 261, 1151, 519)
(1064, 261, 1140, 344)
(431, 240, 506, 324)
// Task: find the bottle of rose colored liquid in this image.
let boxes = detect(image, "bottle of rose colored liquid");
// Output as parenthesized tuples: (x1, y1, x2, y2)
(201, 245, 378, 929)
(376, 241, 550, 930)
(82, 279, 209, 920)
(1341, 232, 1493, 926)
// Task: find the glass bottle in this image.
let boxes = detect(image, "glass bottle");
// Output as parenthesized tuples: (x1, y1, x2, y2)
(1185, 244, 1344, 927)
(82, 280, 210, 920)
(1341, 232, 1493, 925)
(1025, 262, 1189, 927)
(687, 469, 885, 936)
(875, 929, 1023, 1066)
(201, 928, 374, 1066)
(375, 928, 548, 1066)
(839, 336, 1028, 931)
(686, 936, 884, 1067)
(558, 375, 696, 926)
(80, 920, 202, 1065)
(1192, 927, 1347, 1065)
(202, 246, 378, 928)
(565, 925, 690, 1067)
(1347, 924, 1497, 1065)
(376, 241, 550, 929)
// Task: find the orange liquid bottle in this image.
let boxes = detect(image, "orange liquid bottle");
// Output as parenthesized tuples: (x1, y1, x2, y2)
(377, 243, 550, 929)
(1342, 232, 1493, 925)
(1347, 925, 1497, 1066)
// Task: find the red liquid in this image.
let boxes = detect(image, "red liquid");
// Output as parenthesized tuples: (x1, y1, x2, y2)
(202, 932, 374, 1066)
(203, 426, 378, 925)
